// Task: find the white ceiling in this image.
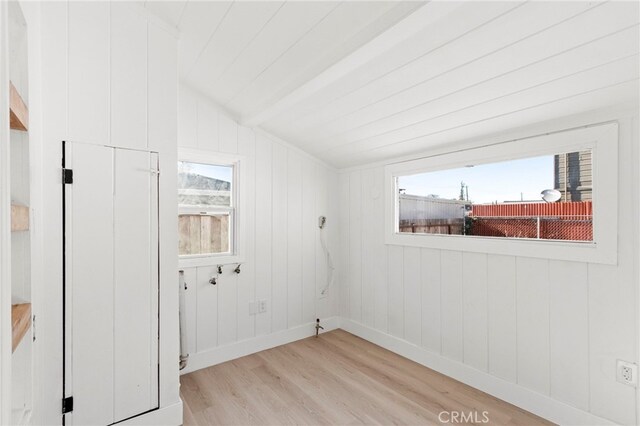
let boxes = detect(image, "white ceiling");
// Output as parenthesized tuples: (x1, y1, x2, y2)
(144, 1, 423, 112)
(145, 1, 640, 169)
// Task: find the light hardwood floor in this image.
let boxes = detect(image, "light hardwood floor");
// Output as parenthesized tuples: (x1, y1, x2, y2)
(181, 330, 552, 425)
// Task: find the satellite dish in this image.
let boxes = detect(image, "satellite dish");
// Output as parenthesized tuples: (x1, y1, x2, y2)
(541, 189, 562, 203)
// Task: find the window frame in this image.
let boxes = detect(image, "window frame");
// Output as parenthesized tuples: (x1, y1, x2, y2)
(178, 149, 245, 267)
(384, 123, 618, 265)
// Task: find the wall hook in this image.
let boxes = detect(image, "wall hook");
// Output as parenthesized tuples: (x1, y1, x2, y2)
(217, 265, 223, 274)
(234, 264, 241, 274)
(209, 277, 217, 286)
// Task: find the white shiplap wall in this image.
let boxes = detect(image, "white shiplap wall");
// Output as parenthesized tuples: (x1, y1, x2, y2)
(178, 86, 339, 372)
(35, 2, 180, 424)
(338, 111, 639, 425)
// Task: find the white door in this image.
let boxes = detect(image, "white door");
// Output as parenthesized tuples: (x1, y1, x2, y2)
(63, 142, 159, 425)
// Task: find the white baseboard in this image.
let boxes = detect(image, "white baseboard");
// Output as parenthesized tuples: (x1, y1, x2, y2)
(340, 318, 615, 426)
(118, 401, 183, 426)
(181, 316, 340, 374)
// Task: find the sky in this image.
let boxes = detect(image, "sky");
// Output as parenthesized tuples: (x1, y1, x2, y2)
(398, 154, 554, 204)
(178, 161, 233, 183)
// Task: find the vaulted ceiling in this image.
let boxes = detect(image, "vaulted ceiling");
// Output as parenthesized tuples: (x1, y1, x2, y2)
(145, 1, 640, 168)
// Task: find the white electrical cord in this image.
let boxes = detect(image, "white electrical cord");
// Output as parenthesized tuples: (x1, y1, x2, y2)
(319, 217, 335, 296)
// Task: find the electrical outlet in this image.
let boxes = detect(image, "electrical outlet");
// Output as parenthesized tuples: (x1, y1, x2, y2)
(617, 360, 638, 387)
(258, 299, 268, 313)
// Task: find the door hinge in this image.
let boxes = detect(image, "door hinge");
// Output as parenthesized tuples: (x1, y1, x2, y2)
(62, 396, 73, 414)
(62, 169, 73, 184)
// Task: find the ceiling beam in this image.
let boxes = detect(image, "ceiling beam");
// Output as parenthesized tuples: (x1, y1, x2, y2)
(240, 1, 467, 127)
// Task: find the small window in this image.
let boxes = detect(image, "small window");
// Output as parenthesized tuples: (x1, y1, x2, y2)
(178, 161, 235, 257)
(397, 150, 593, 242)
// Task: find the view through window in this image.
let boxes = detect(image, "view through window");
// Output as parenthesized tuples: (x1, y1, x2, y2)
(397, 150, 593, 242)
(178, 161, 234, 256)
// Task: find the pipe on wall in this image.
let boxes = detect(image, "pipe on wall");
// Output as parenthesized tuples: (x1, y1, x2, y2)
(178, 270, 188, 370)
(318, 216, 335, 297)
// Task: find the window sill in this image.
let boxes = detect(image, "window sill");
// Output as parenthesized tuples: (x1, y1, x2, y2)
(178, 254, 244, 269)
(385, 232, 612, 264)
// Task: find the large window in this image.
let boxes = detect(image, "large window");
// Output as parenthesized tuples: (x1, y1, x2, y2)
(384, 123, 618, 264)
(397, 150, 593, 242)
(178, 161, 235, 257)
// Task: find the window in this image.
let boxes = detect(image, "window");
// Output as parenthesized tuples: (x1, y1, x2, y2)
(397, 150, 593, 242)
(385, 123, 618, 264)
(178, 159, 236, 260)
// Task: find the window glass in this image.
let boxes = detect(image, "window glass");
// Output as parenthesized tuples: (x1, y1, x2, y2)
(397, 150, 593, 242)
(178, 161, 233, 207)
(178, 161, 234, 256)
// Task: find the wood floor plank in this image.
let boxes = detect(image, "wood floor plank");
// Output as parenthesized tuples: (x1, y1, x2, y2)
(251, 363, 334, 424)
(181, 330, 553, 425)
(290, 337, 442, 424)
(325, 330, 543, 425)
(323, 331, 525, 424)
(257, 345, 379, 424)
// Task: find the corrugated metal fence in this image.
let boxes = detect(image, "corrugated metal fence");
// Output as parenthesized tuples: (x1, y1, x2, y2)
(399, 195, 467, 234)
(399, 194, 468, 221)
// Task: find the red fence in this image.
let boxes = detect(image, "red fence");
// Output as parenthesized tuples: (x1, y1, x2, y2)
(470, 201, 592, 217)
(470, 216, 593, 241)
(469, 202, 593, 241)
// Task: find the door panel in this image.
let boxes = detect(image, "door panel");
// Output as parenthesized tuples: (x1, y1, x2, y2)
(67, 143, 115, 425)
(65, 143, 159, 425)
(114, 149, 159, 421)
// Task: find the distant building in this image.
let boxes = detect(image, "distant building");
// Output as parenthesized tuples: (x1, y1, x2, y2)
(554, 150, 592, 201)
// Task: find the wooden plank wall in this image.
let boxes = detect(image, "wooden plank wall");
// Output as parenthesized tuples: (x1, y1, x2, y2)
(337, 116, 638, 425)
(554, 151, 592, 201)
(178, 215, 229, 255)
(178, 87, 340, 358)
(36, 2, 181, 422)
